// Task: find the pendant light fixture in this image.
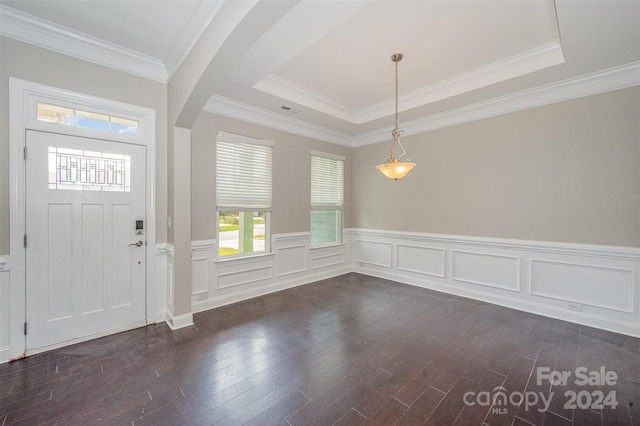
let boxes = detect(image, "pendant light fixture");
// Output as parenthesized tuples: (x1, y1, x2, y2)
(376, 53, 416, 180)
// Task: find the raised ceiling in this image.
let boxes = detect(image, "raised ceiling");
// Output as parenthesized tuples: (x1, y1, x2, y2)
(1, 0, 638, 147)
(255, 1, 561, 119)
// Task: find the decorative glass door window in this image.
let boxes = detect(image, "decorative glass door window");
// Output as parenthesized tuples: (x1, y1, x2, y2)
(48, 147, 131, 192)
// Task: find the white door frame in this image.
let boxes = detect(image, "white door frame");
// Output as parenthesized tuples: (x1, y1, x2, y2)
(9, 78, 157, 360)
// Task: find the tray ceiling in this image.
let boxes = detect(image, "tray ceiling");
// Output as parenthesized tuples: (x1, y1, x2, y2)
(1, 0, 638, 146)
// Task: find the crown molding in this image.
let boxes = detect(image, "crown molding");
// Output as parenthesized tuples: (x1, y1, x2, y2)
(203, 95, 353, 147)
(208, 61, 640, 148)
(163, 0, 225, 80)
(0, 2, 224, 83)
(255, 0, 564, 126)
(0, 4, 167, 82)
(255, 42, 565, 125)
(360, 42, 565, 124)
(2, 2, 635, 147)
(350, 61, 640, 147)
(254, 74, 359, 123)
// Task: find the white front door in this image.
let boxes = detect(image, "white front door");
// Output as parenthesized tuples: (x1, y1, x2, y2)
(25, 130, 147, 351)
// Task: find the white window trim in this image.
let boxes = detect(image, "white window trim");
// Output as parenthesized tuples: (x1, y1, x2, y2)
(8, 78, 157, 360)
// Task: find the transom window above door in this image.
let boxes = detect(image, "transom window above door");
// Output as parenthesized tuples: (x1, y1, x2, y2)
(37, 102, 140, 136)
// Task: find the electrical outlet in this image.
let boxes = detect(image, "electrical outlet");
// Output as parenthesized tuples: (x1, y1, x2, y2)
(196, 293, 207, 301)
(167, 216, 172, 229)
(567, 302, 583, 312)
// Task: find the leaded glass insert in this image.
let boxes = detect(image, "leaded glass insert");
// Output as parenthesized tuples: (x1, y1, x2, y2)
(48, 147, 131, 192)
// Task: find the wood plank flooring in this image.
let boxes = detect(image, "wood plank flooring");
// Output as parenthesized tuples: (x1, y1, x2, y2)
(1, 273, 639, 425)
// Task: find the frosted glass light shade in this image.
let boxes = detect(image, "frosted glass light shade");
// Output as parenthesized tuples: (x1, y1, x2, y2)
(376, 159, 416, 180)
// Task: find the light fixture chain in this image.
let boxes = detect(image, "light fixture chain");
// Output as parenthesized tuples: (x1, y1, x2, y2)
(395, 56, 399, 132)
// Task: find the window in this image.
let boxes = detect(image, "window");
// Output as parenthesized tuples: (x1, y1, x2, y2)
(311, 152, 344, 245)
(37, 102, 140, 136)
(216, 131, 273, 257)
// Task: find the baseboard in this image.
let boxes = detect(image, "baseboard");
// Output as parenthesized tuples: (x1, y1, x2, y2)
(190, 232, 352, 315)
(350, 229, 640, 338)
(192, 265, 351, 313)
(170, 231, 640, 339)
(0, 259, 10, 363)
(2, 229, 636, 363)
(354, 266, 640, 338)
(165, 311, 194, 330)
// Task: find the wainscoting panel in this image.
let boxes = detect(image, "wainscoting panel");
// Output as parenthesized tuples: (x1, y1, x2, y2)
(311, 251, 344, 270)
(277, 245, 307, 277)
(530, 259, 634, 313)
(0, 256, 10, 363)
(349, 229, 640, 337)
(168, 230, 640, 337)
(218, 263, 274, 290)
(160, 242, 193, 331)
(397, 244, 445, 278)
(190, 240, 215, 304)
(355, 240, 392, 268)
(166, 253, 174, 308)
(191, 258, 210, 295)
(154, 244, 170, 322)
(191, 232, 351, 314)
(452, 250, 520, 292)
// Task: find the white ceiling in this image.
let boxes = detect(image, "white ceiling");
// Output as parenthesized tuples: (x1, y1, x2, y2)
(1, 0, 639, 147)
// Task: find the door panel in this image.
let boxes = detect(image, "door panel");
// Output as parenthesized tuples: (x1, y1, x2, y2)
(112, 203, 133, 308)
(82, 204, 104, 314)
(26, 130, 146, 351)
(48, 203, 73, 321)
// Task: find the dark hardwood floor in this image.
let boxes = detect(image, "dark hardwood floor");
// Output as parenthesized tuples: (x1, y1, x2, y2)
(1, 273, 639, 425)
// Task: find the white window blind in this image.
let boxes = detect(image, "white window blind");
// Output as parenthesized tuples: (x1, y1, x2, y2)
(311, 154, 344, 207)
(216, 132, 273, 210)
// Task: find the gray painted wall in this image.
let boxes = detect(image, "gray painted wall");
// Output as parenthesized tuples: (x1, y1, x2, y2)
(0, 37, 169, 254)
(353, 87, 640, 247)
(191, 112, 353, 240)
(1, 34, 637, 253)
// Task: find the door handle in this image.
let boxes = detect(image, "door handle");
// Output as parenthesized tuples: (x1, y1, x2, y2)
(128, 240, 143, 247)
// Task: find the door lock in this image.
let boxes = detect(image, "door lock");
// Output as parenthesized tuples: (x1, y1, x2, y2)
(128, 240, 143, 247)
